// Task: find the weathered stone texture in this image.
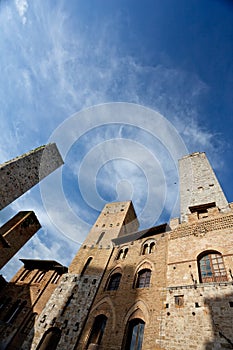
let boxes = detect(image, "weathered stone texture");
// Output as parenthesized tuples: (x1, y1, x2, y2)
(24, 201, 138, 350)
(2, 152, 233, 350)
(0, 143, 63, 210)
(0, 211, 41, 269)
(160, 284, 233, 350)
(167, 212, 233, 287)
(0, 260, 67, 350)
(77, 232, 168, 350)
(179, 152, 229, 222)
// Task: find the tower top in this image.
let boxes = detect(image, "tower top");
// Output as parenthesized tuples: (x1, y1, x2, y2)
(179, 152, 229, 222)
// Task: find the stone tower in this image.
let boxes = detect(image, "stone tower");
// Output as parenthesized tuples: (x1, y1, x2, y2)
(179, 152, 229, 222)
(5, 152, 233, 350)
(24, 201, 139, 350)
(0, 143, 63, 210)
(0, 211, 41, 269)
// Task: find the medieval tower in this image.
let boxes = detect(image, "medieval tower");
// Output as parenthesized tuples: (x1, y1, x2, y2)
(1, 152, 233, 350)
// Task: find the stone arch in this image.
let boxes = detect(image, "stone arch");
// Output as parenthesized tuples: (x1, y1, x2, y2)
(196, 249, 227, 283)
(116, 245, 129, 260)
(196, 248, 222, 261)
(36, 327, 61, 350)
(89, 296, 116, 330)
(80, 256, 93, 277)
(123, 299, 150, 327)
(135, 259, 154, 274)
(141, 239, 156, 255)
(133, 259, 154, 289)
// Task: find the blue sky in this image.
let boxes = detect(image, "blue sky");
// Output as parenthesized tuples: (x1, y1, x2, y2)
(0, 0, 232, 280)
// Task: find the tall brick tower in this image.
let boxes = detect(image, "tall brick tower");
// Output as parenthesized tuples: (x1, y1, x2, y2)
(0, 211, 41, 269)
(179, 152, 229, 222)
(0, 143, 63, 211)
(24, 201, 139, 350)
(0, 143, 63, 270)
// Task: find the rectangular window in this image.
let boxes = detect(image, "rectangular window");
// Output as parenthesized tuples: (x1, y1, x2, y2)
(175, 295, 184, 307)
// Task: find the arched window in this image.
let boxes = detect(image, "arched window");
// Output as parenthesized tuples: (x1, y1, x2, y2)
(3, 300, 27, 324)
(20, 269, 32, 281)
(86, 314, 107, 348)
(142, 244, 149, 255)
(107, 273, 122, 291)
(51, 272, 61, 284)
(123, 248, 128, 259)
(117, 247, 128, 260)
(0, 297, 11, 313)
(81, 257, 93, 277)
(96, 232, 105, 245)
(149, 242, 155, 253)
(34, 271, 46, 283)
(136, 269, 151, 288)
(36, 327, 61, 350)
(22, 312, 38, 334)
(142, 240, 156, 255)
(198, 251, 227, 283)
(124, 318, 145, 350)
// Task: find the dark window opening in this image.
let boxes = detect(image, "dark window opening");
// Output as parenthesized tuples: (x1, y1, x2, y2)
(51, 273, 61, 284)
(81, 257, 93, 277)
(0, 297, 12, 313)
(96, 232, 105, 245)
(124, 318, 145, 350)
(117, 248, 128, 260)
(20, 269, 32, 281)
(107, 273, 121, 291)
(34, 271, 46, 283)
(3, 300, 27, 324)
(136, 269, 151, 288)
(142, 242, 155, 255)
(36, 327, 61, 350)
(175, 295, 184, 307)
(86, 314, 107, 348)
(22, 312, 38, 334)
(61, 293, 74, 316)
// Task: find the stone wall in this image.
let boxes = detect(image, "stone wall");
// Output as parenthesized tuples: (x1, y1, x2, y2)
(179, 152, 229, 222)
(77, 231, 168, 350)
(0, 260, 66, 350)
(160, 283, 233, 350)
(0, 143, 63, 210)
(0, 211, 41, 269)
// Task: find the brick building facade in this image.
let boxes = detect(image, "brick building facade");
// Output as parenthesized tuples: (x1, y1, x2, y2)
(1, 152, 233, 349)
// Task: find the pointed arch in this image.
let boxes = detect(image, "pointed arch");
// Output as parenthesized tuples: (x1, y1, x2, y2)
(90, 296, 116, 330)
(36, 327, 61, 350)
(80, 257, 93, 277)
(123, 300, 150, 326)
(135, 259, 154, 273)
(141, 239, 156, 255)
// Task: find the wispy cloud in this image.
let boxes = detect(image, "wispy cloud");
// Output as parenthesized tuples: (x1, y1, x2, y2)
(0, 1, 230, 280)
(15, 0, 28, 24)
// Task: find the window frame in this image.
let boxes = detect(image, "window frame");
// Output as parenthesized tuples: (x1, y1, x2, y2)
(86, 314, 108, 348)
(106, 273, 122, 291)
(198, 251, 227, 283)
(124, 318, 145, 350)
(135, 269, 151, 289)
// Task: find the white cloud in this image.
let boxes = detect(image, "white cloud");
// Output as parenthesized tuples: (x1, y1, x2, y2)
(15, 0, 28, 24)
(0, 1, 229, 280)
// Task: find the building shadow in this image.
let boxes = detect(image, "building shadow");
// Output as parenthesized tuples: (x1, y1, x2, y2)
(204, 287, 233, 349)
(0, 259, 67, 350)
